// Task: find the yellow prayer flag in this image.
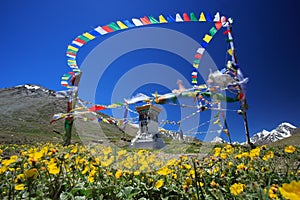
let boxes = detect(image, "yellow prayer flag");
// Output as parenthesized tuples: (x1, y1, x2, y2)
(193, 63, 199, 68)
(227, 49, 233, 56)
(68, 59, 76, 63)
(68, 45, 78, 52)
(213, 119, 221, 125)
(117, 21, 128, 29)
(199, 12, 206, 22)
(203, 34, 212, 43)
(159, 15, 168, 23)
(198, 84, 207, 89)
(83, 32, 96, 40)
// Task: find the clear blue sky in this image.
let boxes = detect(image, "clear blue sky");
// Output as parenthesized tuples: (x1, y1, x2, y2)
(1, 1, 299, 142)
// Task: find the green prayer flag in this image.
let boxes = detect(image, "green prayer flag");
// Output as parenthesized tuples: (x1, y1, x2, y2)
(148, 16, 159, 24)
(190, 12, 197, 21)
(78, 35, 90, 42)
(108, 22, 121, 31)
(193, 59, 200, 64)
(226, 38, 233, 43)
(209, 27, 217, 36)
(66, 49, 77, 54)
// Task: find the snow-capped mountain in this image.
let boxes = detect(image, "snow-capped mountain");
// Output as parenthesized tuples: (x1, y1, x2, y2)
(210, 136, 227, 143)
(250, 122, 296, 145)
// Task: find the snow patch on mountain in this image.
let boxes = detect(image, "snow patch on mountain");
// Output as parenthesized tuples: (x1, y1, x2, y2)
(210, 136, 227, 143)
(250, 122, 296, 145)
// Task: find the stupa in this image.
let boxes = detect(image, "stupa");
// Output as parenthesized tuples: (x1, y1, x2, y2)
(130, 103, 165, 149)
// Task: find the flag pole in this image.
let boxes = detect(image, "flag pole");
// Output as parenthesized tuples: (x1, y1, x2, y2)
(226, 20, 254, 148)
(63, 72, 82, 146)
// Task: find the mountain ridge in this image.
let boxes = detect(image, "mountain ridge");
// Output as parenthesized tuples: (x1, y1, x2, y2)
(0, 84, 298, 146)
(211, 122, 297, 145)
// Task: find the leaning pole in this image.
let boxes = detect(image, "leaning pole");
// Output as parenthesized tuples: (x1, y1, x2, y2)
(227, 22, 254, 148)
(63, 72, 82, 146)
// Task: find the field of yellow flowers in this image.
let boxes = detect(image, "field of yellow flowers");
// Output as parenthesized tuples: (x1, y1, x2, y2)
(0, 142, 299, 199)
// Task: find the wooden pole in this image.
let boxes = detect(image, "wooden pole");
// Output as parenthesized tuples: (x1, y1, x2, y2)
(63, 72, 82, 146)
(227, 21, 254, 148)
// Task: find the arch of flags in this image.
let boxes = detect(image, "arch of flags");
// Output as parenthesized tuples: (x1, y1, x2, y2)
(54, 11, 252, 146)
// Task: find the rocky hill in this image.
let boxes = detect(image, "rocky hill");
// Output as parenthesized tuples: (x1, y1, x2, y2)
(0, 84, 66, 143)
(0, 84, 135, 145)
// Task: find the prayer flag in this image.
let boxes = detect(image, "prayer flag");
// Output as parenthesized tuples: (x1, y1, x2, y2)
(199, 12, 206, 21)
(159, 15, 168, 23)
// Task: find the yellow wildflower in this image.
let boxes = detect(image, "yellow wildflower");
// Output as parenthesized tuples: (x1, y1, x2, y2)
(155, 179, 164, 189)
(214, 147, 221, 157)
(15, 184, 25, 191)
(249, 147, 260, 159)
(134, 170, 140, 176)
(137, 149, 147, 156)
(197, 182, 204, 187)
(28, 150, 45, 163)
(88, 169, 97, 183)
(172, 173, 177, 179)
(24, 168, 38, 180)
(15, 174, 25, 183)
(213, 167, 220, 174)
(115, 170, 122, 179)
(242, 152, 249, 158)
(2, 155, 18, 167)
(180, 155, 188, 161)
(103, 146, 112, 155)
(101, 156, 114, 167)
(183, 184, 189, 192)
(224, 144, 234, 154)
(48, 163, 60, 175)
(260, 145, 267, 150)
(285, 145, 296, 154)
(279, 180, 300, 200)
(235, 154, 242, 159)
(188, 169, 195, 178)
(157, 166, 172, 176)
(117, 149, 127, 157)
(228, 161, 233, 168)
(263, 151, 274, 161)
(220, 153, 227, 159)
(186, 177, 193, 186)
(210, 181, 217, 187)
(237, 163, 246, 171)
(265, 184, 278, 200)
(167, 158, 177, 166)
(64, 153, 70, 159)
(230, 183, 245, 196)
(82, 166, 89, 175)
(183, 164, 192, 170)
(106, 170, 112, 176)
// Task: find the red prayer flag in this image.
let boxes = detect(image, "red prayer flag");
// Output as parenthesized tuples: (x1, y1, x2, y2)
(215, 22, 222, 30)
(89, 105, 106, 111)
(140, 16, 151, 24)
(66, 52, 76, 56)
(75, 37, 86, 45)
(102, 26, 114, 33)
(195, 54, 202, 59)
(223, 29, 231, 35)
(183, 13, 190, 21)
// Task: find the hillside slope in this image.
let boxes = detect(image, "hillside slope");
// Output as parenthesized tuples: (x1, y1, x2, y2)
(0, 84, 136, 145)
